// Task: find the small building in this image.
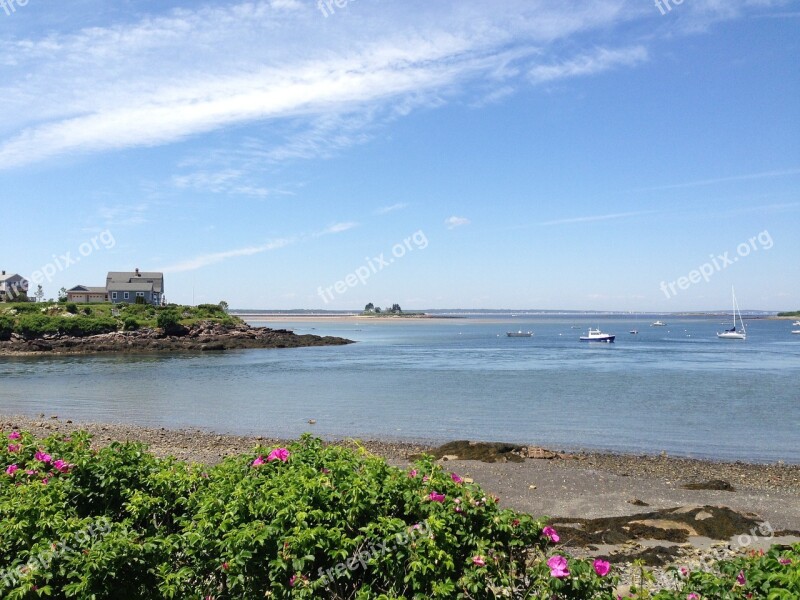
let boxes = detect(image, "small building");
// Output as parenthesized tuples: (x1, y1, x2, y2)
(65, 285, 108, 303)
(0, 271, 29, 301)
(106, 269, 164, 305)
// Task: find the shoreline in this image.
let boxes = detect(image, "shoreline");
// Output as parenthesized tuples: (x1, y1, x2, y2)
(0, 320, 354, 356)
(4, 413, 799, 587)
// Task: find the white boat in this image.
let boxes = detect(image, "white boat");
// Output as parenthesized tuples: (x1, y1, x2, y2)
(580, 328, 615, 343)
(792, 330, 800, 335)
(717, 287, 746, 340)
(507, 330, 533, 337)
(629, 330, 638, 335)
(651, 321, 667, 327)
(793, 321, 800, 326)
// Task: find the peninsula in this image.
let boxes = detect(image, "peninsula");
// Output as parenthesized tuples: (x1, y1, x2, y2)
(0, 301, 353, 355)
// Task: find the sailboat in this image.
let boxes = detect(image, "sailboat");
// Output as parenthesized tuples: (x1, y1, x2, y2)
(717, 287, 746, 340)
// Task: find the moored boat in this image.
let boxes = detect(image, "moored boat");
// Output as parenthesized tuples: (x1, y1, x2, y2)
(580, 328, 615, 343)
(507, 330, 533, 337)
(717, 287, 746, 340)
(651, 321, 667, 326)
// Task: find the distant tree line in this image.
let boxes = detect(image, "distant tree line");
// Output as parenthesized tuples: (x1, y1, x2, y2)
(363, 303, 402, 314)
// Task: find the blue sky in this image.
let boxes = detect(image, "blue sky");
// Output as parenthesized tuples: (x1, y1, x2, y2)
(1, 0, 798, 311)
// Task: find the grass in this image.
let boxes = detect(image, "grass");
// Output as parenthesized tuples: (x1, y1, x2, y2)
(0, 302, 239, 339)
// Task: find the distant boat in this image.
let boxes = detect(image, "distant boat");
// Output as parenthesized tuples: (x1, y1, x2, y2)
(629, 330, 638, 334)
(792, 330, 800, 335)
(793, 321, 800, 326)
(580, 328, 615, 343)
(507, 330, 533, 337)
(717, 287, 746, 340)
(651, 321, 667, 327)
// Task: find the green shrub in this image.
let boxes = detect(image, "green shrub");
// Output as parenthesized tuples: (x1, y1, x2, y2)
(82, 307, 92, 315)
(0, 433, 623, 599)
(0, 315, 12, 340)
(65, 302, 78, 314)
(123, 317, 140, 331)
(6, 302, 46, 314)
(57, 316, 118, 337)
(14, 313, 60, 338)
(653, 545, 800, 599)
(195, 303, 226, 318)
(156, 310, 182, 334)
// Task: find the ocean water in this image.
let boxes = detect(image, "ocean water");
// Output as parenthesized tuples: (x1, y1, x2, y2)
(1, 315, 798, 463)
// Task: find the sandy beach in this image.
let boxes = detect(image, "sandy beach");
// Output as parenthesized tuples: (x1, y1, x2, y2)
(3, 412, 798, 588)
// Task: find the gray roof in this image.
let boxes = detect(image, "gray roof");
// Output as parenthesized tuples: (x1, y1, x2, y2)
(0, 272, 25, 283)
(107, 282, 155, 292)
(106, 271, 163, 293)
(68, 285, 107, 294)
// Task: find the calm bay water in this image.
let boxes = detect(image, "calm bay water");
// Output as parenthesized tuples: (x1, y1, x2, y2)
(1, 315, 798, 463)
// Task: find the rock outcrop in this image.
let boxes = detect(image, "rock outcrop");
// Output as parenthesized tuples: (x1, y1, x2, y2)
(0, 320, 353, 355)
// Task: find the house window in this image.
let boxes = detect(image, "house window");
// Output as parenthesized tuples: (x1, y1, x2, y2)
(111, 292, 117, 300)
(136, 292, 145, 297)
(124, 292, 129, 300)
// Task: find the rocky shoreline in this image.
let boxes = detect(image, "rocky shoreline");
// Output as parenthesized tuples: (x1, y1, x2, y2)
(0, 320, 354, 355)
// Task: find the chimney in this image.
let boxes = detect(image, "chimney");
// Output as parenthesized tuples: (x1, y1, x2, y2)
(1, 271, 5, 276)
(135, 267, 140, 277)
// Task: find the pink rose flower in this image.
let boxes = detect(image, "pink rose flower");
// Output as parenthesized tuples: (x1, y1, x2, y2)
(251, 456, 264, 467)
(472, 556, 485, 567)
(428, 491, 445, 502)
(687, 594, 700, 600)
(547, 555, 569, 578)
(736, 570, 746, 585)
(7, 444, 20, 453)
(8, 431, 21, 440)
(5, 464, 18, 476)
(267, 448, 290, 463)
(778, 558, 791, 565)
(53, 459, 72, 473)
(542, 526, 560, 543)
(593, 559, 610, 577)
(34, 451, 52, 464)
(408, 469, 418, 478)
(451, 472, 463, 484)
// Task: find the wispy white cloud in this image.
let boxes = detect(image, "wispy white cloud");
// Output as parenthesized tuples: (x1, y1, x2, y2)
(374, 202, 409, 215)
(97, 203, 150, 227)
(172, 169, 274, 198)
(529, 46, 648, 83)
(317, 222, 359, 235)
(539, 210, 655, 226)
(628, 167, 800, 192)
(445, 216, 471, 229)
(160, 218, 359, 273)
(159, 238, 295, 273)
(0, 0, 782, 171)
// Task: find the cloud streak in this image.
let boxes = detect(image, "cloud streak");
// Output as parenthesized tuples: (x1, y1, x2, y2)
(445, 216, 471, 229)
(0, 0, 782, 171)
(538, 210, 656, 226)
(159, 238, 295, 273)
